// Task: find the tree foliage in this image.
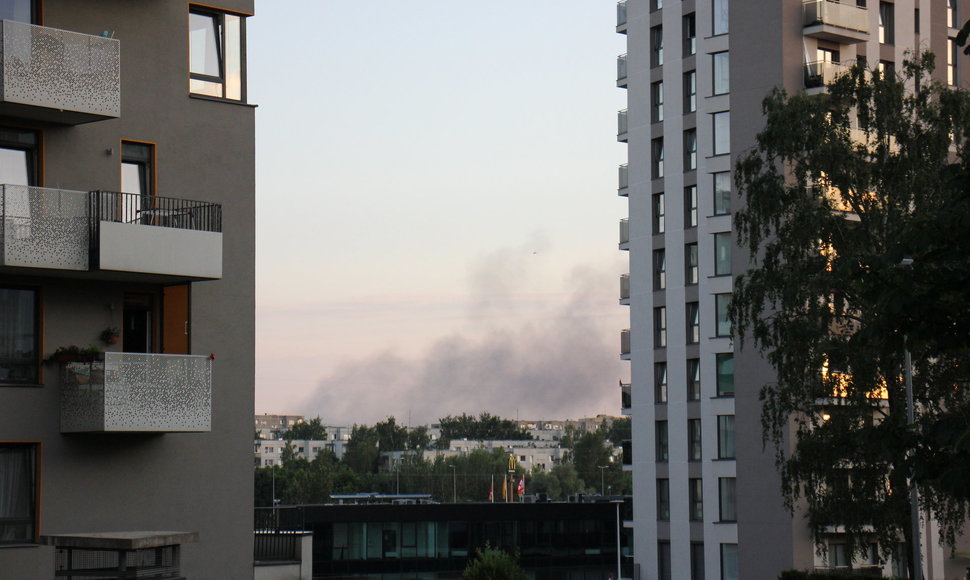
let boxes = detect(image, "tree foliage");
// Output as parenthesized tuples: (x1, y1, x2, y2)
(437, 413, 533, 449)
(281, 416, 328, 440)
(459, 545, 527, 580)
(733, 52, 970, 570)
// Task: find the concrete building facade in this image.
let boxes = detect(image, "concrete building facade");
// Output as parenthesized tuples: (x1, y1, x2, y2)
(0, 2, 255, 578)
(617, 0, 969, 578)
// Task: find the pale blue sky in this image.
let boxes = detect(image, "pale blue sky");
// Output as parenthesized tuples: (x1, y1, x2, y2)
(251, 1, 628, 424)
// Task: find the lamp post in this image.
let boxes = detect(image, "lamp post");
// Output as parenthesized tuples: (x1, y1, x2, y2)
(598, 465, 608, 496)
(611, 499, 623, 580)
(450, 465, 457, 504)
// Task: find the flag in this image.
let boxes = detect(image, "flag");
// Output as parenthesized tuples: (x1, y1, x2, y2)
(517, 475, 525, 497)
(501, 476, 507, 500)
(488, 480, 494, 502)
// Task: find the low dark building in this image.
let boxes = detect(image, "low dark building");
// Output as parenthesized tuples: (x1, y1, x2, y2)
(257, 499, 634, 579)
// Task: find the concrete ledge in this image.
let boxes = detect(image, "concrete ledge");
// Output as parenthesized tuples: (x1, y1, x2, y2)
(41, 531, 198, 550)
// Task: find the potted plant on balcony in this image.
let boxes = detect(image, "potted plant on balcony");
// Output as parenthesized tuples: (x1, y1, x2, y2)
(46, 345, 104, 387)
(99, 326, 120, 346)
(46, 345, 103, 365)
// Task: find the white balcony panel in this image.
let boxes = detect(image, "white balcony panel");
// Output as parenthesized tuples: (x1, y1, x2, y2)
(98, 221, 223, 279)
(61, 353, 212, 433)
(0, 185, 88, 271)
(803, 0, 869, 43)
(0, 20, 120, 124)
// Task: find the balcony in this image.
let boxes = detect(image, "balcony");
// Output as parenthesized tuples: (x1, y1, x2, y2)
(59, 352, 212, 433)
(804, 60, 851, 91)
(617, 109, 628, 142)
(617, 54, 628, 88)
(620, 381, 631, 415)
(617, 1, 628, 33)
(618, 163, 629, 196)
(0, 186, 223, 280)
(618, 218, 629, 250)
(0, 20, 120, 124)
(619, 273, 630, 305)
(620, 329, 631, 360)
(621, 440, 632, 466)
(803, 0, 869, 44)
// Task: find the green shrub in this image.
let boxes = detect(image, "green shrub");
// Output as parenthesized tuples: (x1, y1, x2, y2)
(460, 544, 527, 580)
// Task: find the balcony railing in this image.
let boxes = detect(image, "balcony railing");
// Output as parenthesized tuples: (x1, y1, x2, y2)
(619, 273, 630, 304)
(803, 0, 869, 43)
(618, 163, 629, 195)
(621, 440, 632, 465)
(620, 329, 631, 359)
(617, 109, 628, 142)
(619, 218, 629, 249)
(0, 20, 120, 124)
(804, 60, 851, 89)
(0, 186, 223, 279)
(617, 54, 628, 87)
(617, 1, 628, 32)
(620, 381, 631, 412)
(59, 352, 212, 433)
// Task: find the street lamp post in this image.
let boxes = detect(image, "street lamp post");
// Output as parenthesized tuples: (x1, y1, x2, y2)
(598, 465, 608, 496)
(450, 465, 457, 503)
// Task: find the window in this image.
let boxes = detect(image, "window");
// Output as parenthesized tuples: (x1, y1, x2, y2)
(689, 478, 704, 520)
(691, 542, 706, 580)
(659, 541, 672, 580)
(948, 0, 957, 29)
(915, 8, 920, 33)
(121, 141, 155, 224)
(684, 13, 696, 55)
(717, 415, 735, 459)
(685, 185, 698, 227)
(0, 127, 39, 186)
(684, 129, 697, 171)
(827, 544, 849, 568)
(0, 443, 38, 543)
(879, 60, 895, 78)
(721, 544, 739, 580)
(0, 0, 36, 23)
(653, 249, 667, 290)
(684, 70, 697, 113)
(652, 138, 665, 179)
(653, 192, 665, 233)
(716, 353, 734, 396)
(713, 112, 730, 155)
(714, 232, 731, 276)
(656, 421, 669, 462)
(688, 419, 702, 461)
(719, 477, 737, 521)
(715, 293, 732, 337)
(655, 362, 668, 403)
(651, 0, 663, 11)
(878, 2, 894, 45)
(652, 81, 664, 123)
(713, 0, 729, 35)
(687, 358, 701, 400)
(657, 479, 670, 520)
(653, 306, 667, 348)
(685, 243, 699, 285)
(713, 51, 730, 95)
(0, 288, 39, 385)
(686, 302, 700, 344)
(714, 172, 731, 214)
(651, 26, 664, 67)
(190, 7, 247, 101)
(949, 38, 958, 86)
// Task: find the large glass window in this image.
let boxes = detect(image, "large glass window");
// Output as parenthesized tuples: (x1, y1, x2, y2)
(687, 358, 701, 400)
(948, 0, 957, 28)
(691, 542, 706, 580)
(652, 139, 665, 179)
(655, 362, 668, 403)
(714, 172, 731, 214)
(651, 26, 664, 67)
(657, 479, 670, 520)
(685, 129, 697, 171)
(653, 249, 667, 290)
(689, 478, 704, 521)
(685, 243, 699, 285)
(688, 419, 702, 461)
(714, 232, 732, 276)
(659, 541, 672, 580)
(719, 477, 737, 521)
(713, 0, 729, 35)
(0, 0, 35, 23)
(0, 288, 38, 385)
(713, 112, 731, 155)
(685, 185, 698, 228)
(684, 71, 697, 113)
(686, 302, 700, 344)
(656, 421, 669, 462)
(879, 2, 894, 44)
(0, 443, 38, 543)
(684, 13, 696, 55)
(721, 544, 739, 580)
(653, 192, 665, 233)
(713, 52, 730, 95)
(717, 415, 735, 459)
(715, 293, 732, 337)
(654, 307, 667, 348)
(652, 81, 664, 123)
(190, 7, 247, 101)
(716, 353, 734, 396)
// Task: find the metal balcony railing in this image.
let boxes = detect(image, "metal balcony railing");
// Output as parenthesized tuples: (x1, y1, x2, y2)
(620, 329, 631, 358)
(618, 163, 629, 194)
(617, 1, 628, 31)
(0, 20, 120, 124)
(90, 191, 222, 233)
(0, 185, 89, 270)
(617, 109, 628, 141)
(621, 382, 632, 410)
(804, 60, 851, 88)
(620, 273, 630, 302)
(60, 352, 212, 432)
(619, 218, 630, 247)
(617, 54, 628, 86)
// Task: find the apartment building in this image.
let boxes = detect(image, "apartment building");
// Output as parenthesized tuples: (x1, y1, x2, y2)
(0, 2, 255, 578)
(617, 0, 968, 578)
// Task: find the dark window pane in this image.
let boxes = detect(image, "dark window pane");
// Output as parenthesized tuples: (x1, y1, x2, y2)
(190, 12, 222, 78)
(0, 288, 37, 384)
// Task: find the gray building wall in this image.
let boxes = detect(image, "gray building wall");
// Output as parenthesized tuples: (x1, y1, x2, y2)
(0, 2, 255, 578)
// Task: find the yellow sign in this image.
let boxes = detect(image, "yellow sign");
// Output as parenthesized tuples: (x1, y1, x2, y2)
(508, 454, 516, 470)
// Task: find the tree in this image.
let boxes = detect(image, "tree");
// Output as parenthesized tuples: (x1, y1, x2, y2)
(342, 424, 380, 475)
(732, 53, 970, 575)
(437, 412, 532, 449)
(281, 416, 328, 440)
(459, 545, 527, 580)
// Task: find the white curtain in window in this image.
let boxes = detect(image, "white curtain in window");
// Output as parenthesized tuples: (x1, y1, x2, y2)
(0, 446, 33, 541)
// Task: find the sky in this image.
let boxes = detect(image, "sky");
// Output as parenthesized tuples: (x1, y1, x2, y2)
(250, 1, 629, 426)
